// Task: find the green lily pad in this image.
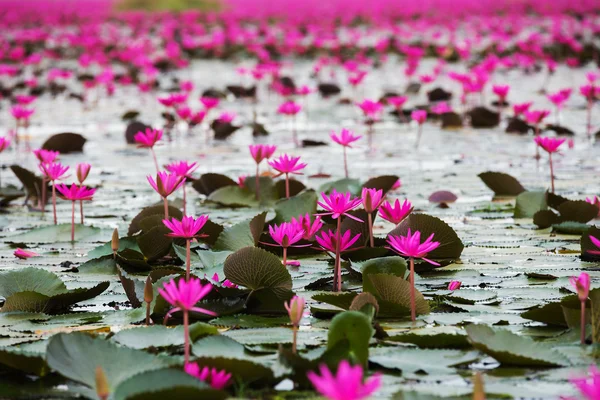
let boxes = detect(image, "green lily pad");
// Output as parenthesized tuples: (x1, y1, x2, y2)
(312, 292, 358, 310)
(208, 185, 258, 207)
(273, 190, 318, 223)
(465, 325, 569, 367)
(0, 341, 48, 376)
(356, 256, 408, 279)
(364, 273, 430, 318)
(113, 368, 227, 400)
(514, 191, 547, 218)
(387, 326, 469, 348)
(369, 347, 479, 374)
(319, 178, 362, 195)
(111, 322, 218, 349)
(478, 171, 526, 196)
(87, 236, 141, 259)
(46, 332, 173, 393)
(128, 204, 183, 236)
(213, 212, 266, 252)
(223, 247, 291, 294)
(328, 310, 374, 366)
(192, 173, 237, 196)
(0, 268, 109, 313)
(362, 175, 399, 194)
(137, 225, 175, 262)
(6, 224, 104, 243)
(558, 200, 599, 223)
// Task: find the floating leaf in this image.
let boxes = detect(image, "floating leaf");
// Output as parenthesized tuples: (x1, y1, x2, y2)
(10, 165, 46, 204)
(274, 179, 306, 199)
(213, 212, 266, 252)
(113, 368, 227, 400)
(328, 311, 374, 366)
(0, 342, 48, 376)
(208, 185, 258, 207)
(465, 325, 569, 367)
(319, 178, 362, 196)
(112, 322, 218, 349)
(363, 273, 429, 318)
(243, 176, 276, 205)
(313, 292, 358, 310)
(223, 247, 292, 296)
(41, 132, 86, 153)
(273, 190, 317, 223)
(6, 224, 103, 243)
(87, 236, 140, 259)
(514, 191, 547, 218)
(428, 191, 458, 204)
(362, 175, 399, 194)
(478, 172, 526, 196)
(128, 204, 183, 236)
(533, 210, 560, 229)
(387, 326, 469, 348)
(369, 347, 478, 374)
(552, 221, 591, 235)
(558, 200, 598, 223)
(136, 225, 174, 262)
(389, 214, 463, 262)
(125, 121, 150, 144)
(448, 290, 498, 305)
(46, 332, 172, 393)
(355, 256, 408, 279)
(0, 268, 109, 313)
(192, 173, 237, 196)
(581, 226, 600, 260)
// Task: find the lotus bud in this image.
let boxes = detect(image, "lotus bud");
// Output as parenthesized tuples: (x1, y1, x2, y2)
(95, 366, 109, 400)
(144, 275, 153, 304)
(111, 229, 119, 257)
(284, 296, 305, 327)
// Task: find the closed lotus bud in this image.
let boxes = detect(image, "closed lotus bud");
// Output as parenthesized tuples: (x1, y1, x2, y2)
(95, 366, 110, 400)
(284, 296, 305, 327)
(76, 163, 91, 184)
(144, 275, 153, 303)
(448, 280, 462, 291)
(111, 229, 119, 255)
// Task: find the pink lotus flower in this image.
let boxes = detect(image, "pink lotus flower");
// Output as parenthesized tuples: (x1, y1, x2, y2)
(361, 188, 383, 213)
(268, 222, 310, 265)
(200, 97, 220, 109)
(290, 214, 323, 240)
(165, 161, 198, 179)
(190, 110, 207, 126)
(185, 363, 231, 390)
(165, 161, 198, 214)
(388, 229, 440, 321)
(513, 102, 532, 116)
(55, 184, 96, 201)
(134, 128, 163, 148)
(76, 163, 91, 184)
(315, 229, 362, 253)
(55, 183, 96, 241)
(180, 80, 194, 92)
(14, 95, 36, 105)
(163, 215, 209, 239)
(217, 112, 235, 123)
(33, 149, 60, 164)
(379, 199, 413, 225)
(0, 137, 10, 152)
(411, 110, 427, 124)
(431, 102, 452, 115)
(331, 129, 361, 148)
(534, 136, 565, 153)
(269, 154, 307, 198)
(14, 248, 39, 259)
(11, 106, 34, 121)
(419, 74, 435, 84)
(448, 280, 462, 291)
(570, 272, 590, 302)
(585, 196, 600, 217)
(524, 109, 550, 125)
(492, 84, 509, 101)
(331, 129, 361, 178)
(211, 273, 237, 288)
(307, 360, 381, 400)
(160, 277, 215, 364)
(387, 96, 407, 109)
(268, 222, 307, 248)
(589, 235, 600, 256)
(387, 229, 440, 266)
(176, 107, 192, 121)
(570, 271, 592, 345)
(39, 162, 69, 181)
(317, 190, 362, 222)
(147, 172, 185, 199)
(277, 101, 302, 116)
(249, 144, 277, 164)
(296, 85, 313, 96)
(159, 278, 216, 318)
(569, 365, 600, 399)
(348, 70, 367, 87)
(392, 179, 402, 190)
(357, 99, 383, 120)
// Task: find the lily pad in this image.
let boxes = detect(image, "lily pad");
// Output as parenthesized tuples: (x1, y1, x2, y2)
(46, 332, 172, 394)
(213, 212, 266, 252)
(113, 368, 227, 400)
(41, 132, 86, 153)
(362, 175, 399, 194)
(208, 185, 258, 207)
(514, 191, 547, 218)
(363, 273, 429, 318)
(128, 205, 183, 236)
(328, 311, 374, 366)
(581, 226, 600, 260)
(478, 172, 526, 196)
(112, 322, 218, 349)
(192, 173, 237, 196)
(273, 190, 318, 223)
(0, 268, 109, 313)
(465, 325, 569, 367)
(6, 224, 103, 243)
(558, 200, 598, 223)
